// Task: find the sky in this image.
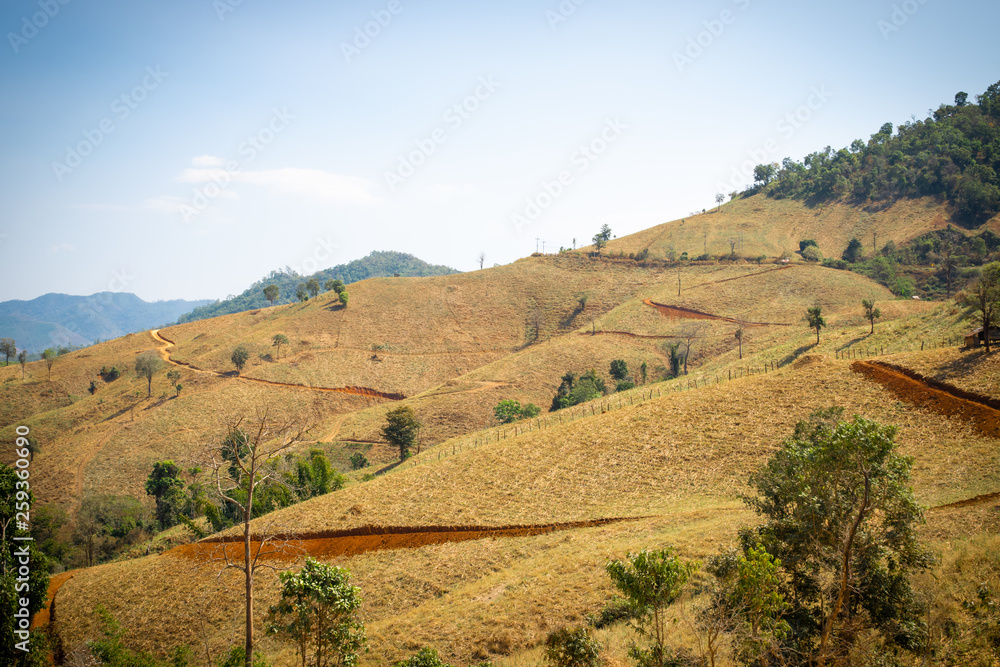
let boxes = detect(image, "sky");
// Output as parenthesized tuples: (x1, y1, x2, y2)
(1, 0, 998, 303)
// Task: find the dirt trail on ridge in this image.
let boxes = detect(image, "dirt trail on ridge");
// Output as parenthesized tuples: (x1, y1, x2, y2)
(642, 300, 791, 327)
(851, 359, 1000, 438)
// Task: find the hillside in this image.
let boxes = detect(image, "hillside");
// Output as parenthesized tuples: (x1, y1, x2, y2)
(177, 250, 458, 323)
(6, 193, 1000, 666)
(0, 292, 212, 354)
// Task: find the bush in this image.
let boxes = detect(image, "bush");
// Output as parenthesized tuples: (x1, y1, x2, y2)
(544, 627, 602, 667)
(99, 366, 121, 381)
(800, 246, 822, 262)
(521, 403, 541, 419)
(822, 258, 849, 270)
(615, 380, 635, 392)
(349, 452, 369, 470)
(216, 646, 271, 667)
(394, 647, 453, 667)
(587, 598, 635, 628)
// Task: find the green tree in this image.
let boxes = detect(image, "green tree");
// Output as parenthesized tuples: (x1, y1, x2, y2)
(266, 558, 367, 667)
(592, 224, 612, 255)
(17, 350, 27, 379)
(842, 238, 864, 263)
(381, 406, 421, 462)
(41, 348, 56, 380)
(307, 278, 321, 299)
(134, 351, 164, 398)
(329, 279, 345, 295)
(1, 463, 51, 666)
(145, 461, 185, 529)
(959, 262, 1000, 352)
(349, 453, 368, 470)
(806, 306, 826, 344)
(0, 338, 15, 366)
(521, 403, 541, 419)
(289, 450, 345, 500)
(640, 361, 648, 384)
(607, 548, 699, 667)
(862, 298, 881, 334)
(296, 284, 309, 302)
(263, 284, 280, 306)
(609, 359, 629, 382)
(743, 409, 932, 664)
(338, 291, 349, 308)
(544, 626, 602, 667)
(494, 399, 523, 424)
(753, 163, 776, 188)
(394, 648, 452, 667)
(272, 334, 290, 360)
(734, 327, 744, 360)
(232, 345, 251, 374)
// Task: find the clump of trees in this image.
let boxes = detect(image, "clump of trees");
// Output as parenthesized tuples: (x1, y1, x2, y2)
(494, 399, 541, 424)
(550, 370, 607, 411)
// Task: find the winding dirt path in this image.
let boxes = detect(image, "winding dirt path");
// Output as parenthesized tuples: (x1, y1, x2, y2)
(642, 300, 791, 327)
(174, 516, 644, 563)
(851, 360, 1000, 438)
(149, 330, 405, 400)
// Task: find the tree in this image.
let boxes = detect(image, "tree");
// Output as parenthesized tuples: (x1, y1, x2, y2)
(494, 399, 524, 424)
(734, 327, 744, 359)
(609, 359, 629, 382)
(640, 361, 648, 384)
(381, 406, 421, 462)
(842, 238, 865, 263)
(959, 262, 1000, 352)
(339, 291, 349, 308)
(166, 369, 181, 396)
(607, 548, 699, 667)
(753, 163, 776, 188)
(272, 334, 290, 360)
(0, 338, 15, 366)
(232, 345, 251, 374)
(17, 350, 26, 379)
(806, 306, 825, 344)
(296, 284, 309, 302)
(263, 284, 280, 306)
(862, 299, 881, 334)
(328, 279, 345, 295)
(307, 278, 321, 299)
(134, 351, 164, 398)
(478, 251, 486, 270)
(592, 224, 612, 255)
(955, 91, 968, 107)
(41, 348, 56, 380)
(678, 325, 703, 375)
(715, 193, 725, 211)
(206, 405, 309, 667)
(266, 558, 367, 667)
(743, 409, 932, 664)
(144, 460, 185, 529)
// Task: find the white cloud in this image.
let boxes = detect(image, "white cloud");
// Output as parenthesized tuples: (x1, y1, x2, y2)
(173, 162, 379, 206)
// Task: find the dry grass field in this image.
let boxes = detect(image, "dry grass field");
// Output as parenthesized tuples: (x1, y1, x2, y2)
(11, 193, 1000, 666)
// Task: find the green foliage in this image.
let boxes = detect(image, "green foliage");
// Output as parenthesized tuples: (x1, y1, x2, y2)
(266, 558, 366, 667)
(328, 279, 345, 295)
(216, 646, 271, 667)
(41, 348, 56, 378)
(99, 365, 122, 381)
(349, 452, 368, 470)
(606, 548, 699, 667)
(145, 461, 185, 529)
(179, 251, 455, 323)
(306, 278, 320, 299)
(134, 352, 164, 398)
(263, 284, 279, 305)
(609, 359, 629, 382)
(753, 163, 776, 188)
(286, 449, 345, 500)
(862, 298, 882, 333)
(587, 598, 636, 629)
(798, 239, 818, 252)
(494, 399, 524, 424)
(521, 403, 541, 419)
(394, 647, 453, 667)
(296, 284, 309, 302)
(75, 494, 150, 565)
(0, 337, 15, 365)
(338, 291, 349, 308)
(271, 334, 289, 360)
(805, 306, 825, 343)
(639, 361, 648, 384)
(800, 245, 822, 262)
(87, 606, 161, 667)
(615, 380, 635, 392)
(743, 409, 933, 661)
(842, 238, 865, 263)
(381, 406, 421, 462)
(666, 343, 683, 379)
(544, 627, 602, 667)
(177, 514, 207, 540)
(231, 345, 250, 374)
(592, 224, 612, 254)
(958, 262, 1000, 352)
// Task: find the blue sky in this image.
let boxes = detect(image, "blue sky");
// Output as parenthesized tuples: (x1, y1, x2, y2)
(1, 0, 998, 302)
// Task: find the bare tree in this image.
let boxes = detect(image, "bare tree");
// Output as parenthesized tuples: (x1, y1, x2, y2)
(478, 251, 486, 270)
(204, 404, 310, 667)
(715, 192, 725, 211)
(678, 325, 704, 375)
(728, 238, 738, 257)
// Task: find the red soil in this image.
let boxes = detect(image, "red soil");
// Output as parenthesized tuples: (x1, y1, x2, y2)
(850, 360, 1000, 438)
(32, 571, 73, 630)
(173, 517, 643, 563)
(642, 300, 791, 327)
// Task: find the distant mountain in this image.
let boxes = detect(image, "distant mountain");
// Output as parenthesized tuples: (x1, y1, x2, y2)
(0, 293, 213, 354)
(177, 250, 459, 323)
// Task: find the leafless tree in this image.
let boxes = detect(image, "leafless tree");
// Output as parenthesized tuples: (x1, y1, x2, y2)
(202, 403, 310, 667)
(678, 324, 705, 375)
(478, 251, 486, 270)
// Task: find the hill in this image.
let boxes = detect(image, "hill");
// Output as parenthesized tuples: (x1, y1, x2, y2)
(0, 292, 212, 354)
(176, 250, 458, 323)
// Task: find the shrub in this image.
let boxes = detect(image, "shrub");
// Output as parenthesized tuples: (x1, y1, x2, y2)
(349, 452, 369, 470)
(394, 647, 453, 667)
(521, 403, 541, 419)
(99, 366, 121, 381)
(544, 627, 602, 667)
(800, 246, 822, 262)
(615, 380, 635, 392)
(587, 598, 635, 628)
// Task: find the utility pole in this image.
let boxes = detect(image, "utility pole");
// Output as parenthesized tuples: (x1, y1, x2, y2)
(677, 269, 681, 296)
(542, 240, 546, 253)
(535, 237, 540, 253)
